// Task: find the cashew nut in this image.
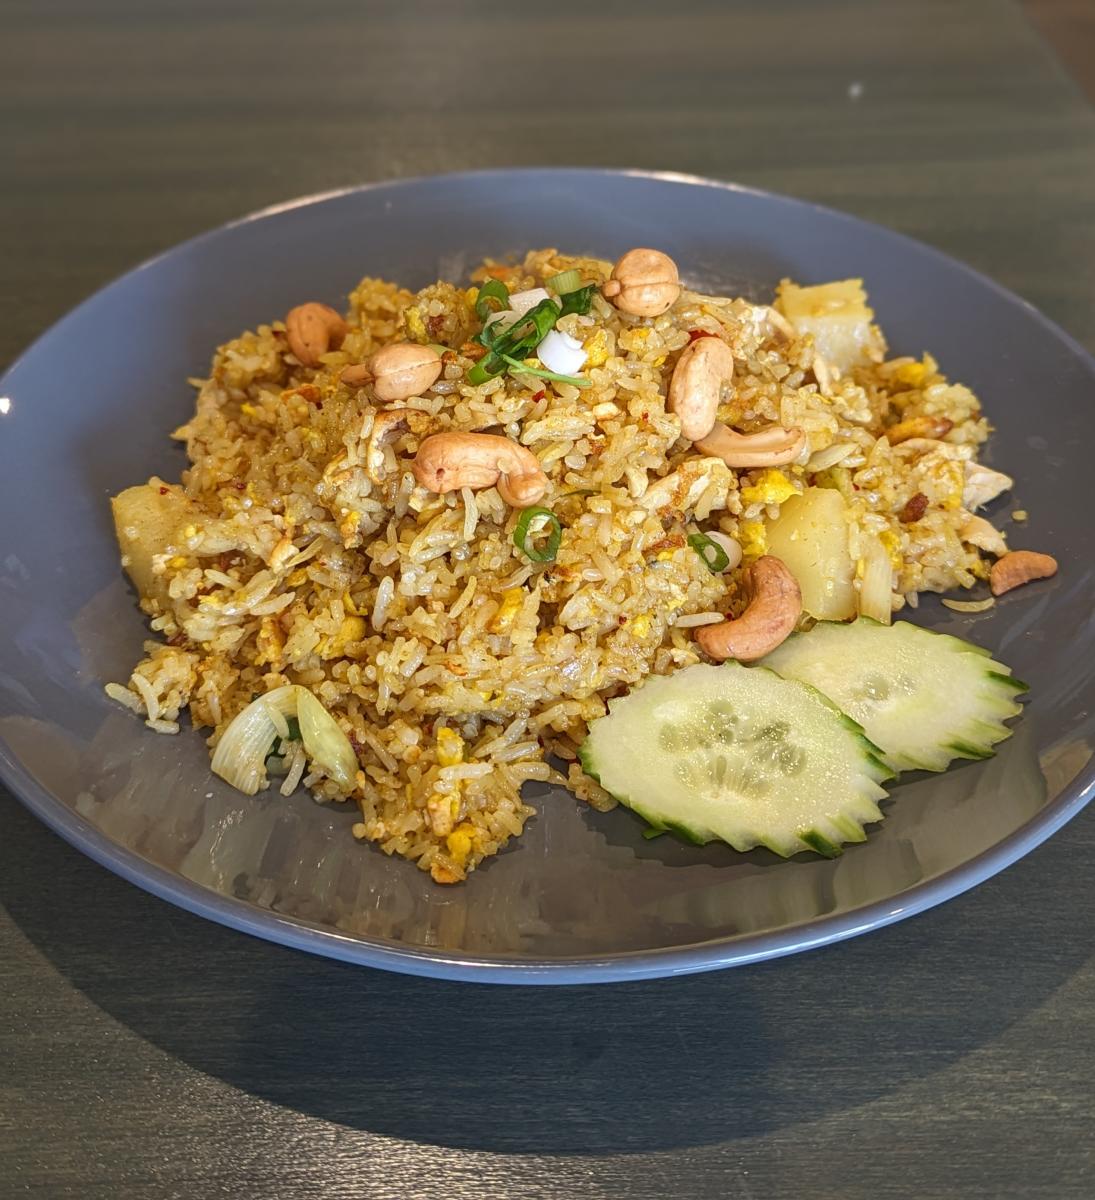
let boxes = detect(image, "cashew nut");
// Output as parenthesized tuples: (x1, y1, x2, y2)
(285, 303, 348, 367)
(989, 550, 1058, 596)
(340, 343, 443, 401)
(885, 414, 954, 445)
(413, 433, 548, 507)
(601, 248, 680, 317)
(365, 408, 431, 484)
(340, 363, 372, 387)
(695, 555, 802, 662)
(694, 421, 806, 469)
(668, 335, 734, 441)
(370, 342, 443, 402)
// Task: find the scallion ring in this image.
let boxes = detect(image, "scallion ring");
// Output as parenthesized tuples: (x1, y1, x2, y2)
(688, 531, 731, 574)
(513, 506, 562, 563)
(475, 278, 510, 322)
(546, 269, 583, 295)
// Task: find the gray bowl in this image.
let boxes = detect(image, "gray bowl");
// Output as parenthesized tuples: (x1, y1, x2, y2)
(1, 168, 1093, 983)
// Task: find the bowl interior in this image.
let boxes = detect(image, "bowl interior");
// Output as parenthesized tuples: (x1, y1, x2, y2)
(2, 169, 1094, 981)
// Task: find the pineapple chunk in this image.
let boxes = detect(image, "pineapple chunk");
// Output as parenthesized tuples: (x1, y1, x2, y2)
(765, 487, 856, 620)
(776, 279, 885, 372)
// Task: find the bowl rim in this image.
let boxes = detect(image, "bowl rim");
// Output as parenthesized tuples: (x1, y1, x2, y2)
(3, 166, 1094, 985)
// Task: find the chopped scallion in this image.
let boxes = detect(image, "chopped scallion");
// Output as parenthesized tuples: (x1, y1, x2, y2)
(688, 531, 731, 574)
(558, 284, 597, 317)
(475, 278, 510, 322)
(513, 506, 563, 562)
(546, 269, 583, 295)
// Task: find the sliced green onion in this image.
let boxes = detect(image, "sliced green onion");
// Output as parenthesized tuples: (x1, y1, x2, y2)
(558, 284, 597, 317)
(513, 506, 563, 562)
(642, 826, 667, 840)
(426, 343, 449, 356)
(546, 268, 583, 295)
(466, 351, 507, 385)
(508, 297, 562, 346)
(475, 278, 510, 322)
(285, 716, 301, 743)
(688, 531, 730, 574)
(500, 354, 591, 388)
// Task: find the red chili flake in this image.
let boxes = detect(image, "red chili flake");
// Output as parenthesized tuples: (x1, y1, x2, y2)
(531, 389, 546, 402)
(167, 633, 187, 647)
(159, 486, 169, 495)
(234, 481, 246, 490)
(687, 329, 718, 344)
(427, 314, 445, 337)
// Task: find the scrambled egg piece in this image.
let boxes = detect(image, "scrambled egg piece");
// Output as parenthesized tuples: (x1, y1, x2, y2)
(628, 613, 652, 639)
(489, 587, 524, 633)
(446, 823, 477, 864)
(583, 328, 609, 368)
(740, 469, 799, 508)
(878, 528, 903, 569)
(436, 727, 465, 767)
(737, 520, 768, 561)
(404, 306, 428, 343)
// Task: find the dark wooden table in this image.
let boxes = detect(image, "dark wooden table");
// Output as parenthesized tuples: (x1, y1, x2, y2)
(3, 2, 1094, 1196)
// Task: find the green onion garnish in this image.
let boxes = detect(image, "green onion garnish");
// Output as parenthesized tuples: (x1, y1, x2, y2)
(513, 506, 563, 562)
(500, 354, 591, 389)
(688, 531, 730, 574)
(475, 278, 510, 322)
(466, 351, 507, 386)
(558, 284, 597, 317)
(642, 826, 667, 840)
(546, 269, 583, 295)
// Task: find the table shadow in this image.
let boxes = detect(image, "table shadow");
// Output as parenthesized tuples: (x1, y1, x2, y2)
(2, 794, 1092, 1155)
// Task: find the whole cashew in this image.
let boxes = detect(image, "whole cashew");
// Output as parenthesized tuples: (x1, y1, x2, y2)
(340, 343, 443, 400)
(340, 363, 372, 387)
(694, 421, 806, 469)
(413, 433, 548, 507)
(285, 303, 348, 367)
(989, 550, 1058, 596)
(668, 335, 734, 441)
(601, 248, 680, 317)
(695, 555, 802, 662)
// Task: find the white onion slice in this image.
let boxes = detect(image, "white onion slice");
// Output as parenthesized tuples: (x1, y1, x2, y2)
(211, 684, 357, 795)
(211, 685, 297, 795)
(296, 686, 358, 790)
(536, 329, 587, 376)
(507, 287, 552, 316)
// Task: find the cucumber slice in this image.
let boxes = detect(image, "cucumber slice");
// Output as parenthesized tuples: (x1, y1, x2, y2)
(760, 618, 1027, 773)
(579, 663, 891, 858)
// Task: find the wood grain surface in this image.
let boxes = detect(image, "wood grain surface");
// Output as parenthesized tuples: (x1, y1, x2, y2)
(2, 2, 1094, 1197)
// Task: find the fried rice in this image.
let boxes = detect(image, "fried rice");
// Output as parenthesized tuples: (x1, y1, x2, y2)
(107, 247, 1010, 883)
